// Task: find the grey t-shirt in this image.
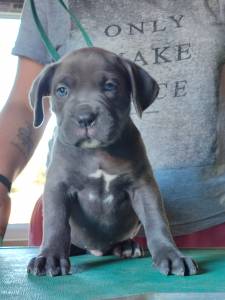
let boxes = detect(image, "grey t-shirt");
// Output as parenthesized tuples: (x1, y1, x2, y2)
(12, 0, 225, 235)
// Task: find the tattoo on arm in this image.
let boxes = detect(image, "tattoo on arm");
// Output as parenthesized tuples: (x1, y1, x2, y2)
(11, 122, 34, 159)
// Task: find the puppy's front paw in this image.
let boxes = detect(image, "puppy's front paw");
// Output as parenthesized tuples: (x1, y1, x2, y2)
(27, 254, 71, 276)
(152, 249, 198, 276)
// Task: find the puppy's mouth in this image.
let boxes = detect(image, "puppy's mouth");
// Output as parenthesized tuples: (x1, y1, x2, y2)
(76, 127, 96, 138)
(74, 127, 101, 149)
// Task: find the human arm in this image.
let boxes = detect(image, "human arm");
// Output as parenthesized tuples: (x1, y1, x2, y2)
(0, 56, 50, 241)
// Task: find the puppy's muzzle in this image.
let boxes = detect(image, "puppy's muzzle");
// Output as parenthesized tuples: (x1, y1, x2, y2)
(75, 105, 98, 129)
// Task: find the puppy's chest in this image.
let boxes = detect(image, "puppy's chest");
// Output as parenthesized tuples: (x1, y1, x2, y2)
(88, 169, 118, 193)
(68, 168, 130, 208)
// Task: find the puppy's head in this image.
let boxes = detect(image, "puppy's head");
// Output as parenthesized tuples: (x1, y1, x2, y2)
(29, 47, 159, 148)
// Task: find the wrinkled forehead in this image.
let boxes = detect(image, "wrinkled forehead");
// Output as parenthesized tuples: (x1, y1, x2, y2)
(53, 49, 127, 83)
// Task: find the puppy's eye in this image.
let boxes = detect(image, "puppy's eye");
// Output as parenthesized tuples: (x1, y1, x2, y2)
(56, 85, 69, 97)
(103, 81, 118, 92)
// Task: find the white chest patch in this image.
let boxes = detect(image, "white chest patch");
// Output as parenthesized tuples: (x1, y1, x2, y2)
(103, 194, 114, 204)
(89, 169, 118, 192)
(87, 192, 114, 204)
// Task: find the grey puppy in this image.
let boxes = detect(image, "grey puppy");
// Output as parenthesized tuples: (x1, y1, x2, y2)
(27, 47, 198, 277)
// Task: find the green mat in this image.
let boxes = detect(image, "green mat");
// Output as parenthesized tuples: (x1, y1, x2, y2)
(0, 247, 225, 299)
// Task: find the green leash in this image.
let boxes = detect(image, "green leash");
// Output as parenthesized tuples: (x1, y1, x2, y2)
(29, 0, 94, 62)
(57, 0, 93, 48)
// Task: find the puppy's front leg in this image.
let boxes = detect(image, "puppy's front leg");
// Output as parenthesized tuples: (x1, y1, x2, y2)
(27, 182, 71, 276)
(130, 177, 198, 276)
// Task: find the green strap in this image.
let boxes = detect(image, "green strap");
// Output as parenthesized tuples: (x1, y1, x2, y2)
(29, 0, 93, 62)
(58, 0, 93, 48)
(30, 0, 60, 61)
(0, 236, 3, 246)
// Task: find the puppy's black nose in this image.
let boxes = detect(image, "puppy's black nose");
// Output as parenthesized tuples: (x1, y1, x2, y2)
(77, 111, 97, 128)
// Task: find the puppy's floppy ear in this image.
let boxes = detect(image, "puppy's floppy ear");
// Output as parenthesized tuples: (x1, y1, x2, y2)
(122, 59, 159, 118)
(29, 62, 57, 127)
